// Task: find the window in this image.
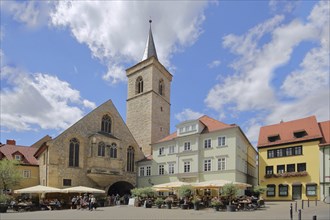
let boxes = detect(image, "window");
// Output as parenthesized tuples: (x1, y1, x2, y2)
(168, 163, 175, 174)
(217, 158, 226, 171)
(267, 150, 275, 158)
(276, 149, 283, 157)
(159, 147, 165, 156)
(277, 165, 285, 174)
(136, 76, 143, 94)
(179, 127, 184, 134)
(294, 146, 302, 155)
(294, 130, 307, 138)
(69, 138, 79, 167)
(146, 166, 151, 176)
(23, 170, 31, 178)
(297, 163, 306, 172)
(287, 164, 295, 172)
(192, 124, 196, 131)
(63, 179, 72, 186)
(159, 79, 164, 96)
(268, 135, 280, 142)
(204, 139, 211, 149)
(306, 184, 317, 196)
(266, 166, 273, 175)
(184, 142, 191, 151)
(184, 161, 190, 173)
(286, 147, 293, 156)
(204, 159, 212, 171)
(110, 143, 117, 158)
(159, 165, 165, 175)
(218, 136, 226, 146)
(127, 146, 134, 172)
(15, 155, 22, 161)
(98, 142, 105, 157)
(101, 115, 112, 133)
(169, 146, 175, 154)
(267, 184, 275, 197)
(279, 184, 288, 196)
(139, 167, 145, 176)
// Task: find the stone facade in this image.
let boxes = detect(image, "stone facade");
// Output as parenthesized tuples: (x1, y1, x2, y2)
(37, 100, 145, 193)
(126, 57, 172, 156)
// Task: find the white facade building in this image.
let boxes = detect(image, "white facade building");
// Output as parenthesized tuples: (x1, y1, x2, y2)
(137, 115, 258, 189)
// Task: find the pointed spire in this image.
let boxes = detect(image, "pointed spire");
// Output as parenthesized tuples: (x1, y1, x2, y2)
(142, 19, 158, 61)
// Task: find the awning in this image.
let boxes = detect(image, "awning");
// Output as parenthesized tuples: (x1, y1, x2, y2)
(292, 182, 302, 186)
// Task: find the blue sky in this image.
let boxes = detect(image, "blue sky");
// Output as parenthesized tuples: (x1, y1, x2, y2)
(1, 1, 329, 147)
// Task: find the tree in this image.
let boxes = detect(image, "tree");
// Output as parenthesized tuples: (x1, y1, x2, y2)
(222, 183, 239, 204)
(0, 159, 22, 192)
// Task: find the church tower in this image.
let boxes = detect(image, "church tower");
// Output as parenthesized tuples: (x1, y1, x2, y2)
(126, 20, 172, 156)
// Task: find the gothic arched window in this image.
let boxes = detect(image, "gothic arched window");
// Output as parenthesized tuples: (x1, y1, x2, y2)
(69, 138, 79, 167)
(136, 76, 144, 94)
(159, 79, 164, 96)
(98, 142, 105, 157)
(110, 143, 117, 158)
(127, 146, 135, 172)
(101, 115, 112, 133)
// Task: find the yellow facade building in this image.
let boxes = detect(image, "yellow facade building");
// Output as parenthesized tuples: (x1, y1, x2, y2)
(258, 116, 328, 201)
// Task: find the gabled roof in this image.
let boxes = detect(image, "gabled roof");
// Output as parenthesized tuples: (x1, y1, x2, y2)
(0, 144, 38, 165)
(257, 116, 323, 148)
(319, 120, 330, 146)
(155, 115, 235, 144)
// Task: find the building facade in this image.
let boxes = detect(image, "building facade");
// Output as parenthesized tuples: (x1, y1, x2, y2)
(0, 140, 39, 192)
(319, 121, 330, 201)
(34, 100, 145, 195)
(258, 116, 329, 201)
(126, 23, 172, 156)
(137, 115, 258, 189)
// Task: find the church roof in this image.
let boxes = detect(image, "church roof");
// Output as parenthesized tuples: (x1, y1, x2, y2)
(142, 20, 158, 61)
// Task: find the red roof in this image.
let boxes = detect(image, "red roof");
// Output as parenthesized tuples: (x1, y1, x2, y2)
(257, 116, 323, 148)
(155, 115, 235, 143)
(319, 120, 330, 146)
(0, 144, 38, 165)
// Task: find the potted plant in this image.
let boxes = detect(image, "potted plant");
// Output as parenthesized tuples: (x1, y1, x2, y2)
(211, 198, 222, 211)
(192, 197, 201, 210)
(154, 198, 164, 209)
(165, 197, 173, 209)
(222, 183, 239, 212)
(0, 194, 9, 213)
(178, 185, 193, 209)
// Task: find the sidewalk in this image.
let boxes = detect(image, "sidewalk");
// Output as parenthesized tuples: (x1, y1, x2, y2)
(1, 201, 329, 220)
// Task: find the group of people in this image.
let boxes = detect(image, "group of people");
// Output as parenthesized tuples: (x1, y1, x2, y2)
(71, 194, 97, 211)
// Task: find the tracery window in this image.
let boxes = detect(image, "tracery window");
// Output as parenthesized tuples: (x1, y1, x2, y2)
(69, 138, 79, 167)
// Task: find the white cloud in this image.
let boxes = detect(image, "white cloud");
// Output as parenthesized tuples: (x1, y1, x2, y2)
(1, 1, 51, 28)
(175, 109, 204, 122)
(0, 65, 96, 132)
(269, 0, 298, 14)
(208, 60, 221, 68)
(205, 1, 329, 144)
(50, 1, 208, 84)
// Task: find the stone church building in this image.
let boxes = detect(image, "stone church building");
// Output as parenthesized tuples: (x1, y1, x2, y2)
(34, 21, 172, 195)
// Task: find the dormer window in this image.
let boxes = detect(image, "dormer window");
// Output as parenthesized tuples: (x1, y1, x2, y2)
(15, 155, 22, 161)
(293, 130, 307, 138)
(268, 135, 280, 142)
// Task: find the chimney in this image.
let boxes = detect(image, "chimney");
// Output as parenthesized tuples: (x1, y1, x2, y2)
(6, 139, 16, 145)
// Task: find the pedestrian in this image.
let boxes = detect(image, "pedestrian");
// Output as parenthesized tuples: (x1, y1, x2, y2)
(71, 196, 76, 209)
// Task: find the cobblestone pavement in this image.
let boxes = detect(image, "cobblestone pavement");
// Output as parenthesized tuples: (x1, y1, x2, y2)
(1, 201, 329, 220)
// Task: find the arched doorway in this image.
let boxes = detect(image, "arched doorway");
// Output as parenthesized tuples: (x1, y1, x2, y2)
(108, 181, 134, 197)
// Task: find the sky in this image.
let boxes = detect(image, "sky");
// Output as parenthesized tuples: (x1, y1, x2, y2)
(1, 0, 329, 148)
